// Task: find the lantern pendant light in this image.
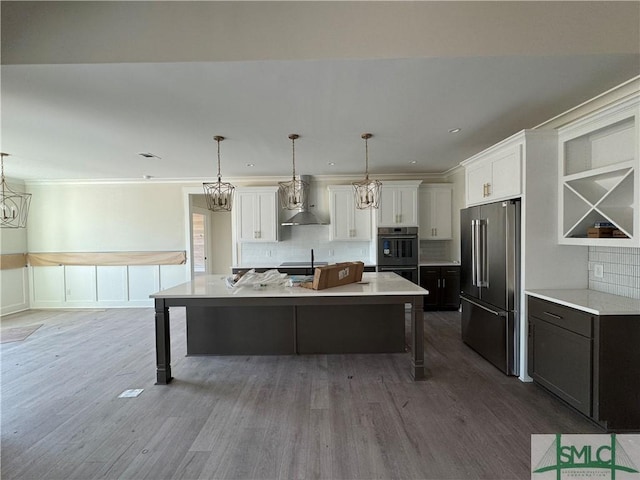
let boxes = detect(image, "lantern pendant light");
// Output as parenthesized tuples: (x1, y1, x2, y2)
(203, 136, 235, 212)
(278, 134, 308, 210)
(352, 133, 382, 209)
(0, 153, 32, 228)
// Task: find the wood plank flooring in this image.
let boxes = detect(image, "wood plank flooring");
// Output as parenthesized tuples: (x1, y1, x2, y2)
(1, 308, 599, 479)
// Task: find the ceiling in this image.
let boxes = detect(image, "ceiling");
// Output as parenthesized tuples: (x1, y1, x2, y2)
(1, 1, 639, 182)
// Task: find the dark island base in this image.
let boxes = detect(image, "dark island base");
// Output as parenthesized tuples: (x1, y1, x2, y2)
(186, 304, 405, 355)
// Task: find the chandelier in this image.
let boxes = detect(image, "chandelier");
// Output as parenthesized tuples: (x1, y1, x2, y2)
(352, 133, 382, 209)
(203, 136, 235, 212)
(0, 153, 32, 228)
(278, 134, 308, 210)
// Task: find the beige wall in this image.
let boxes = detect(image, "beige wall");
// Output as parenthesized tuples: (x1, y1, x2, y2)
(26, 182, 186, 253)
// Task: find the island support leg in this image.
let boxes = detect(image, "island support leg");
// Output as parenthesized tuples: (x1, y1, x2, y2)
(155, 298, 172, 384)
(410, 295, 425, 380)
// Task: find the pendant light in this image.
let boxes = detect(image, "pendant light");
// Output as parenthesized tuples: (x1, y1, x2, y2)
(278, 134, 308, 210)
(203, 136, 235, 212)
(352, 133, 382, 209)
(0, 153, 32, 228)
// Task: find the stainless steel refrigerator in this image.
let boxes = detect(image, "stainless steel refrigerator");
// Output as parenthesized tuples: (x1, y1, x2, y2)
(460, 199, 520, 376)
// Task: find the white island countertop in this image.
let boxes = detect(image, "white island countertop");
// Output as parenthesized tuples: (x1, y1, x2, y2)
(152, 272, 428, 299)
(526, 289, 640, 316)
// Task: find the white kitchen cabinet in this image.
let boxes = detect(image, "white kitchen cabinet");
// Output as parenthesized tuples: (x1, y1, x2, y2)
(377, 181, 421, 227)
(463, 141, 522, 206)
(327, 185, 372, 241)
(234, 187, 280, 242)
(558, 94, 639, 246)
(419, 184, 453, 240)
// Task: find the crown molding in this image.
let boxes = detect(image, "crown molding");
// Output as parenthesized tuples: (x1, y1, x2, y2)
(24, 171, 448, 187)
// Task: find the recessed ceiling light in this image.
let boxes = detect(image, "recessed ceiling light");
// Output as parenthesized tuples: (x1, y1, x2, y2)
(246, 163, 255, 167)
(448, 128, 461, 134)
(138, 152, 162, 159)
(328, 162, 335, 166)
(409, 160, 417, 164)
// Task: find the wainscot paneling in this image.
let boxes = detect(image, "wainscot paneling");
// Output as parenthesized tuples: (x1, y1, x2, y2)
(64, 266, 97, 304)
(0, 267, 29, 316)
(31, 266, 65, 306)
(96, 266, 128, 303)
(29, 264, 189, 309)
(127, 265, 160, 306)
(160, 264, 189, 290)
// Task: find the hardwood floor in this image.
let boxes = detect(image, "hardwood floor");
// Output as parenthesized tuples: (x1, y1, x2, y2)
(1, 308, 599, 480)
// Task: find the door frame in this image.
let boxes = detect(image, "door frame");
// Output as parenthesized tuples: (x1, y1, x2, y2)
(191, 206, 211, 275)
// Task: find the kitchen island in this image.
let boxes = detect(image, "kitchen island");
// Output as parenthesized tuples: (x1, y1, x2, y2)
(151, 272, 427, 384)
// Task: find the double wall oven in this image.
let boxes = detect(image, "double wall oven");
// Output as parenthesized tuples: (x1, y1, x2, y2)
(377, 227, 419, 284)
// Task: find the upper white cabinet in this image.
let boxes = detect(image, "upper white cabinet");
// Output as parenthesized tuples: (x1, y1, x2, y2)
(464, 141, 522, 206)
(234, 187, 279, 242)
(558, 94, 639, 246)
(419, 184, 453, 240)
(377, 181, 421, 227)
(327, 185, 372, 241)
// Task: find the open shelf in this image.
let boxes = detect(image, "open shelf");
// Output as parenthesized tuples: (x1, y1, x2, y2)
(562, 185, 591, 236)
(563, 168, 634, 238)
(565, 166, 632, 205)
(558, 95, 638, 246)
(564, 117, 634, 176)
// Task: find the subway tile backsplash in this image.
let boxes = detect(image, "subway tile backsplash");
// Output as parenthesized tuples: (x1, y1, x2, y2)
(419, 240, 450, 262)
(588, 246, 640, 299)
(239, 225, 373, 266)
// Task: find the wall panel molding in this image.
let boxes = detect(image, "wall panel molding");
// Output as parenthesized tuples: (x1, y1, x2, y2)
(0, 253, 28, 270)
(27, 251, 186, 267)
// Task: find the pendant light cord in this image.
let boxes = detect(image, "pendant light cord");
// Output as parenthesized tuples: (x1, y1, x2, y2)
(288, 133, 299, 181)
(291, 136, 296, 180)
(364, 135, 369, 180)
(216, 138, 222, 181)
(362, 133, 372, 181)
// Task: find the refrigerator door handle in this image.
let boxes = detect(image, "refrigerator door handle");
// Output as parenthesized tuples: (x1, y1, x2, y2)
(471, 219, 478, 286)
(478, 219, 488, 287)
(461, 296, 507, 316)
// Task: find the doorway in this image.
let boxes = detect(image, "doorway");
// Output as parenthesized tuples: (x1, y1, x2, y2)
(188, 194, 233, 277)
(191, 207, 209, 275)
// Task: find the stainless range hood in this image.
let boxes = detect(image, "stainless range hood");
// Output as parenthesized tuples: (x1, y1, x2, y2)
(281, 175, 327, 226)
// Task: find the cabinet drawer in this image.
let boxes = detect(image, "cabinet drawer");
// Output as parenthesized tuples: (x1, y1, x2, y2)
(528, 297, 592, 337)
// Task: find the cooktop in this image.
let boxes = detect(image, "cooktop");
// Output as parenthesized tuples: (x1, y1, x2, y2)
(279, 261, 329, 267)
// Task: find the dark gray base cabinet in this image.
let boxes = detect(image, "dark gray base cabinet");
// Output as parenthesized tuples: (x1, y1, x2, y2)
(420, 266, 460, 311)
(186, 304, 405, 355)
(527, 296, 640, 431)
